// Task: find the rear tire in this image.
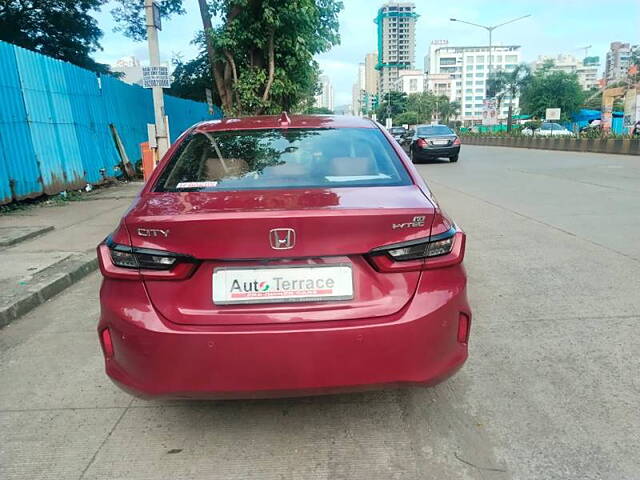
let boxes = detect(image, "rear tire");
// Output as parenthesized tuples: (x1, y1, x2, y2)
(410, 148, 417, 164)
(449, 154, 459, 163)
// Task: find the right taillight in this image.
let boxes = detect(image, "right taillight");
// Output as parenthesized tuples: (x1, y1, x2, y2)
(453, 137, 461, 145)
(368, 227, 466, 272)
(97, 236, 199, 280)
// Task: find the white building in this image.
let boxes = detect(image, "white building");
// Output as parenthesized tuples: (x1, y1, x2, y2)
(375, 2, 418, 94)
(605, 42, 637, 84)
(111, 56, 143, 85)
(425, 73, 455, 100)
(530, 54, 600, 90)
(427, 40, 521, 124)
(393, 69, 425, 94)
(315, 75, 334, 111)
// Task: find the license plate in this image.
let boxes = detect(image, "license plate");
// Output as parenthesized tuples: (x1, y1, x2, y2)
(432, 139, 449, 145)
(213, 264, 354, 305)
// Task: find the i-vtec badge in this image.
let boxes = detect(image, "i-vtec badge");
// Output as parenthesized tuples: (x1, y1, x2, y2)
(136, 228, 169, 238)
(392, 216, 426, 230)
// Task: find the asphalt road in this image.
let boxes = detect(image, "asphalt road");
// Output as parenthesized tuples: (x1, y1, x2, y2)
(1, 145, 639, 480)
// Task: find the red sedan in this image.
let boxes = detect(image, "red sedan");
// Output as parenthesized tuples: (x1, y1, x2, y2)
(97, 114, 471, 399)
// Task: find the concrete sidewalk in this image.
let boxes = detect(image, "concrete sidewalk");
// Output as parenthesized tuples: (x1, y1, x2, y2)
(0, 181, 142, 327)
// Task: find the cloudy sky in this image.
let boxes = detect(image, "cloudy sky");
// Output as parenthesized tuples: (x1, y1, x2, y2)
(93, 1, 640, 106)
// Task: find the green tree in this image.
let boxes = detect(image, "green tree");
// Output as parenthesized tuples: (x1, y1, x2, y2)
(405, 92, 436, 123)
(169, 50, 217, 103)
(487, 64, 531, 130)
(0, 0, 112, 73)
(305, 106, 333, 114)
(376, 91, 407, 122)
(112, 0, 342, 115)
(520, 70, 584, 121)
(394, 111, 419, 125)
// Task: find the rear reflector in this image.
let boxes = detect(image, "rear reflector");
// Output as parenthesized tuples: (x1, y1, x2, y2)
(100, 328, 114, 358)
(457, 313, 470, 344)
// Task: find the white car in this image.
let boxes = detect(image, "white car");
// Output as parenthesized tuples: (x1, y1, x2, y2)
(522, 122, 574, 137)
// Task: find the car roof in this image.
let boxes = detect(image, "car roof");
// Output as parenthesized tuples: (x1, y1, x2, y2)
(194, 114, 377, 132)
(416, 124, 449, 128)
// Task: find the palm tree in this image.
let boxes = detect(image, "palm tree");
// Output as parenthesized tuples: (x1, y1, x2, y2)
(487, 64, 531, 131)
(437, 97, 460, 124)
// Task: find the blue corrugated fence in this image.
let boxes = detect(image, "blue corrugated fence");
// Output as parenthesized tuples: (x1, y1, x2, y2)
(0, 40, 222, 204)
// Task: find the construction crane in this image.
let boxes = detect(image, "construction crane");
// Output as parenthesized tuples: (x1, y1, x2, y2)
(575, 45, 592, 59)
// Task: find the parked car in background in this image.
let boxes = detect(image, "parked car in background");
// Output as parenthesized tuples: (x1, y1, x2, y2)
(388, 126, 407, 143)
(408, 124, 461, 163)
(522, 122, 574, 137)
(97, 114, 471, 399)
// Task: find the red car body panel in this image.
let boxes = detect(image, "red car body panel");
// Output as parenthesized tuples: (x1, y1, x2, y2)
(97, 115, 471, 399)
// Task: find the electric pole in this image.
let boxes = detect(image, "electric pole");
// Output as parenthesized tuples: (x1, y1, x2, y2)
(145, 0, 169, 160)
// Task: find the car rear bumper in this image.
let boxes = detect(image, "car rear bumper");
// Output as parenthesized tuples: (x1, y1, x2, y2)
(414, 145, 460, 159)
(98, 265, 471, 399)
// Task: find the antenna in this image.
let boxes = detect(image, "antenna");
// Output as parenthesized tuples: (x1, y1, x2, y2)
(279, 111, 291, 126)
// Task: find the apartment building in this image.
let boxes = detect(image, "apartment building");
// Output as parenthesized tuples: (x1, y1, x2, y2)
(374, 2, 418, 94)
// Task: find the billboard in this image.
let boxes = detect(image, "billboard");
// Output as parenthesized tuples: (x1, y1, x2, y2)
(482, 99, 497, 125)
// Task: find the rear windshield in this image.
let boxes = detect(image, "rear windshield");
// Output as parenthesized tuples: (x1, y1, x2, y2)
(154, 128, 412, 192)
(389, 127, 405, 134)
(417, 125, 453, 136)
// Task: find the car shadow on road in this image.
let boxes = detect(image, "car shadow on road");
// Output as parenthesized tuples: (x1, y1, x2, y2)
(115, 376, 507, 479)
(414, 158, 455, 165)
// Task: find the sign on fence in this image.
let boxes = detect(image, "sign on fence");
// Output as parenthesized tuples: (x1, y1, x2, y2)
(142, 66, 170, 88)
(545, 108, 561, 121)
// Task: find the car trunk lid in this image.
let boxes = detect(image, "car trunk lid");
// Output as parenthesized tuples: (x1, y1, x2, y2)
(126, 186, 435, 325)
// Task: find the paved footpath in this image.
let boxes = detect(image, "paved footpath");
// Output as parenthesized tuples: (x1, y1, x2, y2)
(1, 146, 639, 479)
(0, 182, 142, 326)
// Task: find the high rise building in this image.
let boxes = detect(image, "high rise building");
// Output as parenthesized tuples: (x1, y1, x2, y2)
(530, 54, 600, 90)
(374, 2, 418, 95)
(605, 42, 636, 84)
(364, 52, 378, 95)
(352, 54, 380, 116)
(427, 40, 521, 124)
(315, 75, 334, 111)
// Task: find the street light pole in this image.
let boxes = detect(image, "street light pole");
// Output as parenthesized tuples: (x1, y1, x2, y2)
(145, 0, 169, 160)
(450, 15, 530, 87)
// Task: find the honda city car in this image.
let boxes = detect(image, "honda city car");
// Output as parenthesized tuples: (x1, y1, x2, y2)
(97, 114, 471, 399)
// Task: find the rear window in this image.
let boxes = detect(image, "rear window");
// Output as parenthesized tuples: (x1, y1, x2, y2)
(389, 127, 406, 134)
(154, 128, 412, 192)
(417, 125, 453, 136)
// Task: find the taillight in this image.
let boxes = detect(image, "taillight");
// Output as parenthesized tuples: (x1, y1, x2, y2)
(97, 236, 199, 280)
(453, 137, 461, 145)
(416, 138, 427, 148)
(368, 227, 465, 272)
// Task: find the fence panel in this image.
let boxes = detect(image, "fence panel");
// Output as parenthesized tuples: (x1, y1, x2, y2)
(0, 42, 42, 201)
(0, 40, 221, 205)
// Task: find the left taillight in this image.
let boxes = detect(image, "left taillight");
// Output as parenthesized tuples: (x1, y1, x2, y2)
(97, 236, 199, 280)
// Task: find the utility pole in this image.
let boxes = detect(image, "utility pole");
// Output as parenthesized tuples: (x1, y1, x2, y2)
(145, 0, 169, 160)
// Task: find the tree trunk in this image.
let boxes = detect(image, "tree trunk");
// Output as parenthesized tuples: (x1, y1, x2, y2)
(261, 29, 275, 104)
(507, 101, 513, 132)
(197, 0, 232, 113)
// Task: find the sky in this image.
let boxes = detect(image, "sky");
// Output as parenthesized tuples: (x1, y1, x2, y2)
(93, 1, 640, 106)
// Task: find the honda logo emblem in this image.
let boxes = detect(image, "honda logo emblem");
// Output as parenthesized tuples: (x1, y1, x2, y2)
(269, 228, 296, 250)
